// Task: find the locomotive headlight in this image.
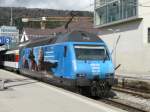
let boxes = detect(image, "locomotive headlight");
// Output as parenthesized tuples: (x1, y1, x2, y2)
(76, 74, 86, 77)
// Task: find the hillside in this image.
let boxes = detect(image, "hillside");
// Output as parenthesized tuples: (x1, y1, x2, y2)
(0, 7, 93, 27)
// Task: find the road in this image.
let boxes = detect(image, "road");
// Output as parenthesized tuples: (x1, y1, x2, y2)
(0, 69, 127, 112)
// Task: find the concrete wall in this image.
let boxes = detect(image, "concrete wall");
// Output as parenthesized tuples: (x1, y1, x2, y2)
(95, 0, 150, 76)
(98, 19, 150, 75)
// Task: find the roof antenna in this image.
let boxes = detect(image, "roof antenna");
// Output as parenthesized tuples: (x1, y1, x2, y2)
(64, 11, 78, 32)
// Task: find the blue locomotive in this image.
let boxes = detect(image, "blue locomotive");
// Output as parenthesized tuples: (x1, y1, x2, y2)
(18, 30, 117, 97)
(0, 30, 117, 97)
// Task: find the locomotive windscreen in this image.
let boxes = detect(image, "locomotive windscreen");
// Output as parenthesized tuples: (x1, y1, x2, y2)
(74, 45, 109, 60)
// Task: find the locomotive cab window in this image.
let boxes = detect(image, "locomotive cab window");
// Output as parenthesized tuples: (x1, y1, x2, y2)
(74, 45, 109, 60)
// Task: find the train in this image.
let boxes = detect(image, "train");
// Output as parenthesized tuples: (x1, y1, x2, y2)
(0, 30, 117, 97)
(0, 48, 19, 71)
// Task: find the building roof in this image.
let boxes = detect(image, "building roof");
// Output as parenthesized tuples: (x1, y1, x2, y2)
(0, 26, 19, 32)
(53, 19, 99, 34)
(21, 19, 99, 43)
(23, 28, 54, 36)
(21, 28, 54, 42)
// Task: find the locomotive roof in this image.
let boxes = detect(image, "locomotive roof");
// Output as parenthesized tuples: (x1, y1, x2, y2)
(25, 30, 103, 48)
(56, 30, 103, 43)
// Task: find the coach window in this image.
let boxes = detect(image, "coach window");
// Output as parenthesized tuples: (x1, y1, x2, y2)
(8, 55, 11, 61)
(11, 54, 13, 62)
(148, 28, 150, 43)
(6, 55, 8, 61)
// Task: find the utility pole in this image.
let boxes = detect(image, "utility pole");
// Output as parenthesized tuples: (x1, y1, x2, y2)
(10, 7, 13, 26)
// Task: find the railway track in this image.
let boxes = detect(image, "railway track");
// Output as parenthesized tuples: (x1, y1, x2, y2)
(112, 87, 150, 99)
(101, 98, 148, 112)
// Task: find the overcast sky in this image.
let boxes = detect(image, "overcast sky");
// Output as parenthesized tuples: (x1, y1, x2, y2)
(0, 0, 94, 11)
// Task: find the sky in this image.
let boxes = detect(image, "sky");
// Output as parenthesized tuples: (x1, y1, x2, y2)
(0, 0, 94, 11)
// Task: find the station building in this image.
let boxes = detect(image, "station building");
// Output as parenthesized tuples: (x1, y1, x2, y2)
(94, 0, 150, 76)
(0, 26, 19, 43)
(0, 26, 19, 49)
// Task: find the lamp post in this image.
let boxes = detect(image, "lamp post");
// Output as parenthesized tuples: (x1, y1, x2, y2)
(10, 7, 13, 26)
(107, 28, 121, 68)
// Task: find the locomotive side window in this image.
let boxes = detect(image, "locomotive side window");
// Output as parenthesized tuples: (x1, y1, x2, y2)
(74, 45, 109, 60)
(64, 46, 67, 57)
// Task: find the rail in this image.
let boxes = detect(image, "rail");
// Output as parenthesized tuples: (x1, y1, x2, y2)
(113, 87, 150, 99)
(101, 98, 148, 112)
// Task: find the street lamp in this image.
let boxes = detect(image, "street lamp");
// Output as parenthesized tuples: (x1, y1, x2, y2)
(107, 28, 121, 68)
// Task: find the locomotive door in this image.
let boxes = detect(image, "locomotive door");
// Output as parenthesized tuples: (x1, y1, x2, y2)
(57, 45, 68, 77)
(61, 46, 67, 76)
(57, 46, 65, 76)
(63, 46, 67, 75)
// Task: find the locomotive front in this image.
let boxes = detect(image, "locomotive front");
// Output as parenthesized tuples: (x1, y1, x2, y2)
(57, 31, 118, 97)
(73, 43, 117, 97)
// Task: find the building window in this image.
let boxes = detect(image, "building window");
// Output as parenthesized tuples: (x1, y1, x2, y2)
(95, 6, 107, 25)
(95, 0, 138, 26)
(148, 28, 150, 43)
(95, 0, 106, 7)
(122, 0, 137, 18)
(107, 1, 120, 22)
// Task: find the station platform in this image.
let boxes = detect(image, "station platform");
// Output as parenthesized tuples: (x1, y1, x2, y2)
(0, 69, 126, 112)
